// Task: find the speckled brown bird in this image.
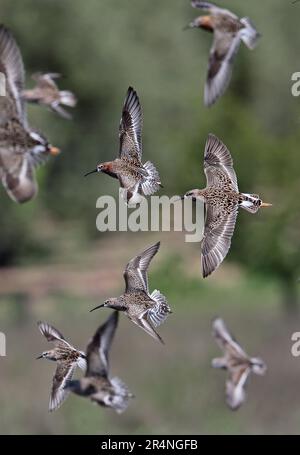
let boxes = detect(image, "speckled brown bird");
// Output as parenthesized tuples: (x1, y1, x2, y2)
(85, 86, 162, 205)
(212, 318, 266, 410)
(37, 321, 86, 412)
(22, 72, 77, 119)
(90, 242, 171, 344)
(0, 25, 60, 203)
(183, 134, 272, 278)
(65, 312, 134, 414)
(186, 1, 260, 106)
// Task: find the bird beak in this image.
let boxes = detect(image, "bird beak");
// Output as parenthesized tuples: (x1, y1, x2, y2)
(90, 303, 105, 312)
(36, 354, 43, 360)
(84, 169, 98, 177)
(260, 202, 272, 208)
(49, 146, 60, 156)
(182, 23, 193, 31)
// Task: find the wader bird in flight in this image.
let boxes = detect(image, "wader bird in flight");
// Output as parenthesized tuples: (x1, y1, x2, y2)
(37, 321, 86, 412)
(85, 87, 162, 205)
(212, 318, 266, 410)
(0, 25, 60, 203)
(65, 312, 134, 413)
(22, 72, 77, 119)
(90, 242, 171, 344)
(185, 1, 260, 106)
(183, 134, 272, 278)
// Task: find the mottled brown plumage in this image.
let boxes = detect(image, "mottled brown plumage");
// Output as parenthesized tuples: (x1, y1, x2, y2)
(37, 321, 86, 412)
(183, 134, 271, 278)
(22, 73, 77, 119)
(0, 25, 59, 203)
(212, 318, 266, 410)
(90, 242, 171, 344)
(186, 1, 260, 106)
(65, 312, 133, 413)
(85, 87, 162, 205)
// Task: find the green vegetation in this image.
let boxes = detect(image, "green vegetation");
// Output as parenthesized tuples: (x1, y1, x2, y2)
(0, 0, 299, 434)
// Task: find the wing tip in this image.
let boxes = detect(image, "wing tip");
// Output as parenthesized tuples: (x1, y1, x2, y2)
(156, 331, 165, 345)
(0, 24, 20, 52)
(141, 240, 161, 259)
(212, 317, 225, 333)
(191, 1, 214, 9)
(108, 310, 119, 327)
(154, 240, 161, 250)
(0, 24, 12, 38)
(125, 85, 138, 101)
(201, 256, 215, 279)
(37, 320, 47, 334)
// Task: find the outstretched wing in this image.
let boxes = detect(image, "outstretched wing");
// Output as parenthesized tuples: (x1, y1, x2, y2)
(201, 204, 238, 278)
(212, 318, 251, 409)
(0, 25, 27, 126)
(212, 318, 248, 360)
(204, 134, 238, 191)
(119, 86, 143, 162)
(86, 311, 119, 378)
(49, 361, 77, 412)
(123, 242, 160, 293)
(37, 321, 74, 349)
(130, 309, 164, 344)
(205, 31, 242, 107)
(191, 1, 238, 19)
(226, 366, 250, 410)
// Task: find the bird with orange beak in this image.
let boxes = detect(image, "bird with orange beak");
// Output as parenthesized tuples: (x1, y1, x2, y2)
(0, 25, 60, 203)
(182, 134, 272, 278)
(185, 1, 261, 107)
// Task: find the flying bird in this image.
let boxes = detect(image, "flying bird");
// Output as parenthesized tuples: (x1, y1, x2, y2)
(22, 72, 77, 119)
(65, 312, 133, 413)
(185, 1, 261, 106)
(85, 87, 162, 205)
(212, 318, 266, 410)
(90, 242, 171, 344)
(37, 321, 86, 412)
(183, 134, 272, 278)
(0, 25, 60, 203)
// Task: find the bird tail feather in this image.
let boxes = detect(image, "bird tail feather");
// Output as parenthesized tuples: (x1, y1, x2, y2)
(240, 17, 261, 50)
(141, 161, 162, 196)
(59, 90, 77, 107)
(110, 377, 134, 414)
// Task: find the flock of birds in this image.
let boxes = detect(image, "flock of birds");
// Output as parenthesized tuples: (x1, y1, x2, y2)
(37, 242, 267, 412)
(0, 2, 273, 414)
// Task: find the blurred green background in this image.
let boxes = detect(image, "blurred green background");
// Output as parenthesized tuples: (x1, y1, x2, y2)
(0, 0, 300, 435)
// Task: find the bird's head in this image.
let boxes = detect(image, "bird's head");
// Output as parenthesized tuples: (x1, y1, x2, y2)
(84, 162, 115, 177)
(250, 357, 267, 375)
(183, 16, 213, 31)
(182, 189, 204, 202)
(30, 131, 60, 157)
(90, 297, 125, 313)
(36, 350, 55, 361)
